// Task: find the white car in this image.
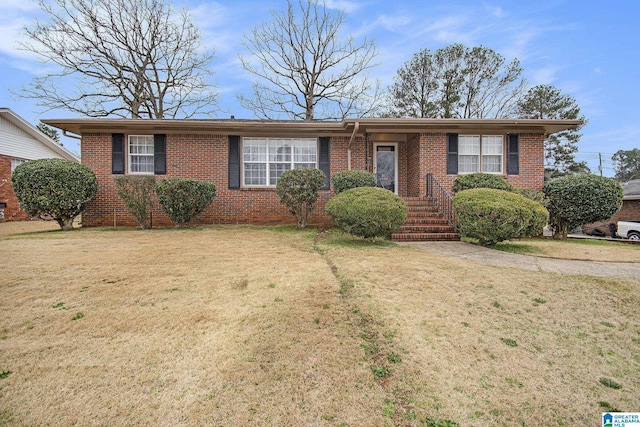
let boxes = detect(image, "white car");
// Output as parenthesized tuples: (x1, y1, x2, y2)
(617, 221, 640, 240)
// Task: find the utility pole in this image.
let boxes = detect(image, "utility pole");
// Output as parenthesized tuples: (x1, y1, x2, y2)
(599, 153, 603, 176)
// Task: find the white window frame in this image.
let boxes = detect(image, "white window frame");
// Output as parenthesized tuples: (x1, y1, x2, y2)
(242, 137, 318, 187)
(128, 135, 155, 174)
(11, 158, 27, 173)
(458, 135, 504, 174)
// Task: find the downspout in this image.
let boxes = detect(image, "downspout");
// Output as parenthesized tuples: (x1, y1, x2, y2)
(365, 133, 369, 171)
(347, 122, 360, 170)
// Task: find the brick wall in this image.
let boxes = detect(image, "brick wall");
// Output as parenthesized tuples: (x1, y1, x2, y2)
(82, 133, 341, 228)
(81, 131, 546, 227)
(419, 132, 545, 194)
(0, 154, 29, 221)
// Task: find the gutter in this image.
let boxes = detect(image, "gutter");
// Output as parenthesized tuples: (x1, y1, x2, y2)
(63, 130, 82, 140)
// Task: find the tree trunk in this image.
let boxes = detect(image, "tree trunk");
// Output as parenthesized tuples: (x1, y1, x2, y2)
(56, 216, 75, 231)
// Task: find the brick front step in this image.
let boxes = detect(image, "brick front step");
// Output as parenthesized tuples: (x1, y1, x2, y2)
(398, 225, 457, 233)
(394, 197, 459, 242)
(392, 232, 460, 242)
(405, 217, 452, 225)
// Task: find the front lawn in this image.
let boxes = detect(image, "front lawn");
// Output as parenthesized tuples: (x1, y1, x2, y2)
(1, 226, 638, 426)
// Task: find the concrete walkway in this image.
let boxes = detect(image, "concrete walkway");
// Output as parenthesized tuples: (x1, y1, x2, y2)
(401, 241, 640, 279)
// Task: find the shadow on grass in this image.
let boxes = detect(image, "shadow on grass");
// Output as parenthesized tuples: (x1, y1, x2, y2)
(316, 229, 396, 248)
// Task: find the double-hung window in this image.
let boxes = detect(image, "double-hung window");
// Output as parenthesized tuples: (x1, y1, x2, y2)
(128, 135, 155, 174)
(458, 135, 503, 174)
(243, 138, 317, 186)
(10, 158, 27, 172)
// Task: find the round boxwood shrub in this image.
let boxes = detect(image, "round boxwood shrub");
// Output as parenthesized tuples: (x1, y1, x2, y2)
(453, 188, 549, 246)
(452, 173, 513, 193)
(331, 170, 377, 194)
(11, 158, 97, 230)
(325, 187, 408, 239)
(155, 178, 217, 227)
(543, 174, 623, 239)
(275, 168, 326, 229)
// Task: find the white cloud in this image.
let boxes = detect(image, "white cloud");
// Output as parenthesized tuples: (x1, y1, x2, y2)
(324, 0, 362, 13)
(482, 3, 508, 19)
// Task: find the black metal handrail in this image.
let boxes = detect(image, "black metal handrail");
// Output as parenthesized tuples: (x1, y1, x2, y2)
(425, 174, 456, 229)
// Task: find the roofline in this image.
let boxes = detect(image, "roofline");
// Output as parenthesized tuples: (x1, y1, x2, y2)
(0, 108, 80, 162)
(41, 117, 583, 137)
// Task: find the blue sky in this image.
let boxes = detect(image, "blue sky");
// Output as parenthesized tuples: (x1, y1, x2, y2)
(1, 0, 638, 176)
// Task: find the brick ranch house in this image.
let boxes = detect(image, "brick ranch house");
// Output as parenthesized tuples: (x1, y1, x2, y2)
(0, 108, 79, 221)
(44, 117, 581, 240)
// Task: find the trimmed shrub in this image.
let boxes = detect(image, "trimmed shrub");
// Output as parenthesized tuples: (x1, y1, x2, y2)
(452, 173, 513, 193)
(115, 176, 156, 229)
(331, 170, 377, 194)
(544, 174, 623, 239)
(325, 187, 408, 239)
(275, 168, 326, 229)
(11, 158, 97, 230)
(155, 178, 217, 227)
(453, 188, 549, 246)
(513, 187, 546, 205)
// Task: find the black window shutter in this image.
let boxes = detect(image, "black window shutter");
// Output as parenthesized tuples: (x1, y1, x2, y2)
(154, 134, 166, 175)
(446, 133, 458, 175)
(319, 137, 330, 190)
(228, 135, 241, 189)
(112, 133, 125, 174)
(507, 134, 519, 175)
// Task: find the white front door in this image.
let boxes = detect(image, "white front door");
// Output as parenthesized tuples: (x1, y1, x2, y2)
(374, 143, 398, 194)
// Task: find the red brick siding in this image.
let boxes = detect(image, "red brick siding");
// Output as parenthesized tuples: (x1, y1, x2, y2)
(419, 132, 545, 194)
(83, 133, 339, 227)
(406, 134, 421, 197)
(0, 154, 29, 221)
(82, 131, 545, 227)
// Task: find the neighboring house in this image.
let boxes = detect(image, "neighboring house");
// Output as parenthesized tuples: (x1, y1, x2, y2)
(43, 117, 580, 239)
(585, 179, 640, 236)
(618, 180, 640, 222)
(0, 108, 79, 221)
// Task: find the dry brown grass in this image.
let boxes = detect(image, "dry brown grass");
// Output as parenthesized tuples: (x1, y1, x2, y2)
(0, 220, 60, 237)
(494, 237, 640, 262)
(320, 233, 640, 426)
(1, 226, 639, 426)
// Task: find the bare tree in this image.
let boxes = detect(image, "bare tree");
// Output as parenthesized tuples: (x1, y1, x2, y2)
(20, 0, 217, 119)
(239, 0, 379, 120)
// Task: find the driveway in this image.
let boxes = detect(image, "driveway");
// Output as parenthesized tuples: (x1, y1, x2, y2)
(401, 241, 640, 279)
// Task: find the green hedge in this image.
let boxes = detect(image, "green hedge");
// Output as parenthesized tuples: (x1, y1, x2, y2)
(543, 174, 623, 238)
(155, 178, 217, 227)
(331, 170, 377, 194)
(453, 188, 548, 246)
(452, 173, 513, 193)
(325, 187, 408, 239)
(11, 158, 97, 230)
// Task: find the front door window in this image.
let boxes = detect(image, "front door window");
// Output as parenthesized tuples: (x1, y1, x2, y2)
(375, 145, 396, 193)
